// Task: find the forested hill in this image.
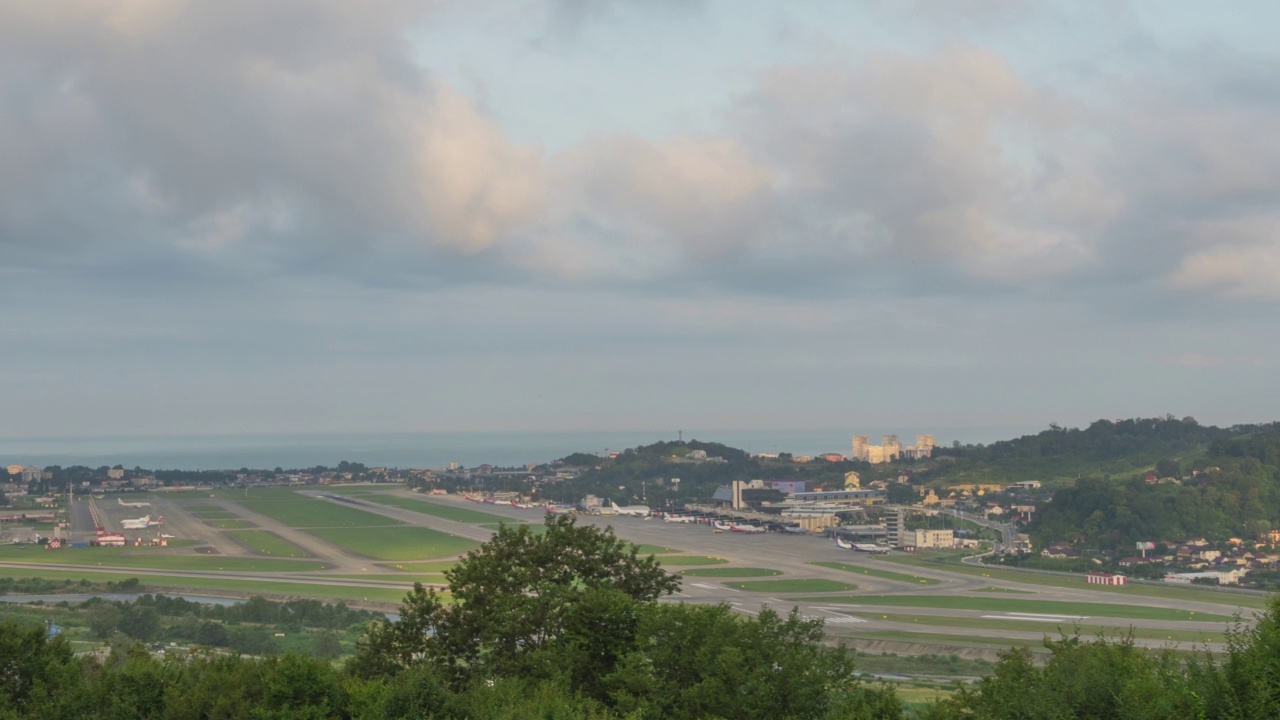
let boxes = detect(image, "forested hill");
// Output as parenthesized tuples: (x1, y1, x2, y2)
(1029, 428, 1280, 548)
(550, 439, 861, 505)
(920, 416, 1267, 487)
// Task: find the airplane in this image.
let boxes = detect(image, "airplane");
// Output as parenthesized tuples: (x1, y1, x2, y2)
(117, 498, 150, 508)
(121, 515, 163, 530)
(545, 504, 575, 515)
(835, 536, 853, 550)
(664, 514, 697, 523)
(781, 525, 809, 535)
(730, 523, 766, 534)
(712, 521, 733, 532)
(853, 543, 891, 555)
(610, 502, 651, 518)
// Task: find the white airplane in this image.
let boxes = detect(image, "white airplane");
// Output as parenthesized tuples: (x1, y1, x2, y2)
(118, 498, 150, 508)
(853, 543, 890, 554)
(835, 536, 853, 550)
(664, 514, 697, 523)
(121, 515, 162, 529)
(712, 521, 733, 532)
(781, 525, 809, 535)
(730, 523, 766, 534)
(610, 502, 651, 518)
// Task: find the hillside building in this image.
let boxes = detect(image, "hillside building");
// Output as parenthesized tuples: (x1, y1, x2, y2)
(852, 434, 937, 463)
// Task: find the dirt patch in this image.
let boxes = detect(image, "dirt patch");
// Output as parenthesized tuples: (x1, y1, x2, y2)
(192, 546, 221, 555)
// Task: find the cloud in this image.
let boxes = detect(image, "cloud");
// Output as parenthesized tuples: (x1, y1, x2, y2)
(0, 0, 542, 273)
(729, 45, 1106, 282)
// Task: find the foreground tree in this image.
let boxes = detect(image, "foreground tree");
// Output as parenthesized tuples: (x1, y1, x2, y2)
(350, 513, 680, 683)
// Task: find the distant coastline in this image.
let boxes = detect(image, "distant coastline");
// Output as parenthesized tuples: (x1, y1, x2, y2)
(0, 427, 1040, 471)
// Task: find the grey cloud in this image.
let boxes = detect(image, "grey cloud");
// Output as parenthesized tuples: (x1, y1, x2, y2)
(0, 0, 543, 281)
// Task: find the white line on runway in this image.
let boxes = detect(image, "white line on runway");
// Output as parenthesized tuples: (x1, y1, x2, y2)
(805, 614, 866, 625)
(981, 615, 1088, 622)
(1005, 612, 1091, 620)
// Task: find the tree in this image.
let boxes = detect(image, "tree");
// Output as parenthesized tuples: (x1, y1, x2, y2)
(352, 513, 679, 685)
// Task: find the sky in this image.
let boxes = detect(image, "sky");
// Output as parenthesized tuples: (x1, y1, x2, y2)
(2, 0, 1279, 440)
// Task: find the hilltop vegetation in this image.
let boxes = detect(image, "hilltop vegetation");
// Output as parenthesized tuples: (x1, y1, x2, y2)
(1029, 429, 1280, 548)
(554, 417, 1275, 506)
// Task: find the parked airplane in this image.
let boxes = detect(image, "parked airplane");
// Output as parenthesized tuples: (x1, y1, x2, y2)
(853, 543, 891, 555)
(730, 523, 766, 534)
(545, 504, 575, 515)
(121, 515, 162, 530)
(835, 536, 853, 550)
(712, 521, 733, 532)
(117, 498, 150, 508)
(610, 502, 651, 518)
(664, 514, 697, 523)
(781, 525, 809, 535)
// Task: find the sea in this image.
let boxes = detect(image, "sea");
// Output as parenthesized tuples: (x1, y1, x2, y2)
(0, 427, 1040, 472)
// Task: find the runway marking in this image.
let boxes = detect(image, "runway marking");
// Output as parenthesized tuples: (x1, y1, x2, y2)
(981, 614, 1089, 622)
(689, 583, 723, 591)
(1005, 612, 1091, 619)
(805, 614, 866, 625)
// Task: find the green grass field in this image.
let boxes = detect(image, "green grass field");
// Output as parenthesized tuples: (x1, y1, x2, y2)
(873, 553, 1269, 609)
(656, 555, 728, 566)
(361, 495, 518, 523)
(225, 530, 311, 558)
(725, 579, 856, 593)
(680, 567, 784, 578)
(808, 561, 941, 586)
(864, 612, 1227, 643)
(225, 489, 403, 528)
(0, 566, 411, 604)
(306, 527, 478, 561)
(793, 594, 1236, 622)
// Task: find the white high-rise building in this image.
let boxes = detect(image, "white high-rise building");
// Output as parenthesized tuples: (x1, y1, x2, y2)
(851, 433, 936, 463)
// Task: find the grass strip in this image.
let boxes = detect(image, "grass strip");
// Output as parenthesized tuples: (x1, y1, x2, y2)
(306, 527, 479, 561)
(222, 488, 402, 528)
(225, 530, 312, 558)
(809, 561, 940, 586)
(0, 567, 406, 604)
(361, 495, 518, 524)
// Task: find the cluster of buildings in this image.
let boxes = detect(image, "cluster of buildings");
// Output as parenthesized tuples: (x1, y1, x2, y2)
(1041, 535, 1280, 586)
(851, 435, 937, 464)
